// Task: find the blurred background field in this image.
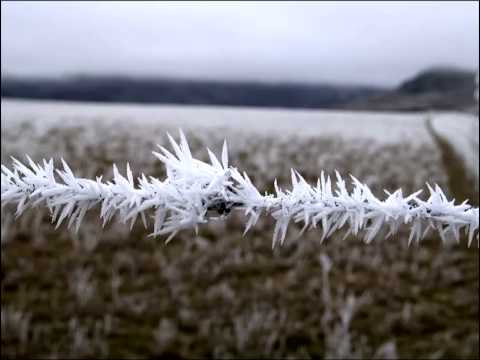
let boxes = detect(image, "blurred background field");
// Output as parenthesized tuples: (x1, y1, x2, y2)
(1, 98, 478, 359)
(1, 1, 479, 359)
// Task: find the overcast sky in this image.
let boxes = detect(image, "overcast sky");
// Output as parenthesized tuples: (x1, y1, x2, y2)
(1, 1, 478, 87)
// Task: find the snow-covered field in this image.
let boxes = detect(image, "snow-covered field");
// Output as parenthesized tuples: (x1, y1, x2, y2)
(2, 98, 435, 143)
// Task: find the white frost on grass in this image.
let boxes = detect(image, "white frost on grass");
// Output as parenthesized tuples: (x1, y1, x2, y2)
(1, 99, 434, 144)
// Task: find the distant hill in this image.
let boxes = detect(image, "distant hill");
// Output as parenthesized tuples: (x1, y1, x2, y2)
(0, 76, 385, 110)
(343, 67, 477, 112)
(398, 67, 474, 94)
(2, 68, 476, 111)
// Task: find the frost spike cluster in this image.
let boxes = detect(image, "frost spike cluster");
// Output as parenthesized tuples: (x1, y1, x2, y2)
(1, 130, 478, 247)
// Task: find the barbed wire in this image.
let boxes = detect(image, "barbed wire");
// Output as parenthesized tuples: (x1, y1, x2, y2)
(1, 130, 478, 247)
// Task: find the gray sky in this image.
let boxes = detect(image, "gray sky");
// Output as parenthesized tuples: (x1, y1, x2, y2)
(1, 1, 478, 87)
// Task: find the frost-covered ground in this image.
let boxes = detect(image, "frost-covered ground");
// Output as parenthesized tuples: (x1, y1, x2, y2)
(1, 99, 478, 359)
(1, 98, 435, 143)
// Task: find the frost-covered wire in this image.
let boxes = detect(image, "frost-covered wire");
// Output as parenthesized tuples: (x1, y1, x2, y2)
(1, 130, 478, 247)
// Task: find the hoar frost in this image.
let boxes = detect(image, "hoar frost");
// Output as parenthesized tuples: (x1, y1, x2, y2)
(1, 130, 478, 247)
